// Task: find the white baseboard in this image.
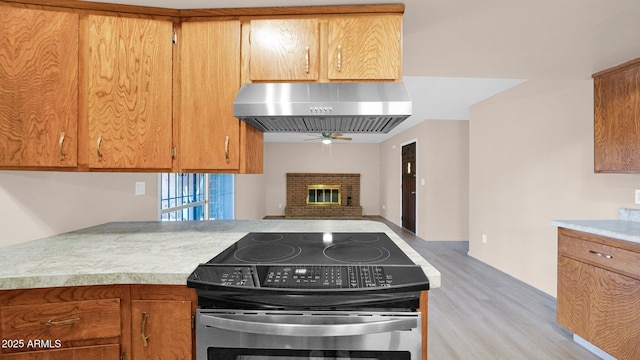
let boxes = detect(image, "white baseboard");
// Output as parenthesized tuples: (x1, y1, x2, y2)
(573, 334, 616, 360)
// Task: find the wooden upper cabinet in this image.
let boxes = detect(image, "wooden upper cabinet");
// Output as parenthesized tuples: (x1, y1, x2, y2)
(0, 5, 78, 168)
(179, 20, 242, 171)
(249, 19, 320, 81)
(247, 14, 402, 82)
(82, 14, 173, 170)
(594, 57, 640, 173)
(327, 15, 402, 80)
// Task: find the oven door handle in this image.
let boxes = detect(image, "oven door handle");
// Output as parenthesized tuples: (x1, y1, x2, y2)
(199, 314, 418, 337)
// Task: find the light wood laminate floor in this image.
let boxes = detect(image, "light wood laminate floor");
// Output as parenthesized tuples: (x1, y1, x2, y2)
(376, 218, 600, 360)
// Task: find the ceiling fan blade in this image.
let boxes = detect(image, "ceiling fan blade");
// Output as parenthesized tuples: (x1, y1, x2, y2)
(333, 137, 352, 141)
(330, 133, 344, 138)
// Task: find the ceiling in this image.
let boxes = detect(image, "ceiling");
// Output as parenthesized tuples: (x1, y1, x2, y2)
(85, 0, 640, 143)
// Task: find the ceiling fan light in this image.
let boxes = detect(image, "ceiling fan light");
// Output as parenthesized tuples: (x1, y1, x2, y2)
(322, 139, 332, 145)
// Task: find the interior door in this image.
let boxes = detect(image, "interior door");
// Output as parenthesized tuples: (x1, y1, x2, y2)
(402, 142, 416, 233)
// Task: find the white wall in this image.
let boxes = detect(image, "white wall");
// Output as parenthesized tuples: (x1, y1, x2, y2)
(469, 80, 640, 296)
(263, 142, 381, 216)
(380, 120, 469, 240)
(0, 171, 158, 247)
(0, 170, 268, 248)
(234, 174, 266, 219)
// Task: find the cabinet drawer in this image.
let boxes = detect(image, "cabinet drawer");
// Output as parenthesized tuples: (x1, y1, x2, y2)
(0, 299, 121, 344)
(559, 235, 640, 280)
(0, 344, 120, 360)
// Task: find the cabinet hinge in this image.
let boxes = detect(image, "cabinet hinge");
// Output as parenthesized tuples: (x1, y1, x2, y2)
(172, 31, 177, 44)
(120, 352, 127, 360)
(171, 146, 176, 159)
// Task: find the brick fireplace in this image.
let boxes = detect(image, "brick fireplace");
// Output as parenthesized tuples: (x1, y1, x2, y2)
(285, 173, 363, 218)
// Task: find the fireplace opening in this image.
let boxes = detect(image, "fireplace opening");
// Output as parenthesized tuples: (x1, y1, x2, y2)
(307, 185, 341, 205)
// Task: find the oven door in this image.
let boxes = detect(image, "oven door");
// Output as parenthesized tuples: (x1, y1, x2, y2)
(196, 309, 422, 360)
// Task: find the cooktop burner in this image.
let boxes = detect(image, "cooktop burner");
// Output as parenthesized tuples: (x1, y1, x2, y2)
(207, 232, 414, 265)
(233, 243, 302, 263)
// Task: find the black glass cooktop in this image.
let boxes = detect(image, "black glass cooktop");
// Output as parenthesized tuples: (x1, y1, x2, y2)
(188, 232, 429, 309)
(207, 232, 415, 265)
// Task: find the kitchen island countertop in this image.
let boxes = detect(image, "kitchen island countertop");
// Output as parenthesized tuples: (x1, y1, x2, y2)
(0, 220, 441, 290)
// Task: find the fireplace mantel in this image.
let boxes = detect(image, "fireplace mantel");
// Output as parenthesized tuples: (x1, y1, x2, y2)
(285, 173, 363, 218)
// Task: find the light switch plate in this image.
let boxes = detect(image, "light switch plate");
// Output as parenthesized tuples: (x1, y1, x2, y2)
(135, 182, 146, 196)
(635, 189, 640, 205)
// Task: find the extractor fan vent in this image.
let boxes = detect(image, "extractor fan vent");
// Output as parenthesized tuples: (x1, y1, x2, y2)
(244, 115, 409, 133)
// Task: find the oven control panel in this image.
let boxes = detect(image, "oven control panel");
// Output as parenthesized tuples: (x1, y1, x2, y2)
(259, 265, 388, 288)
(257, 265, 424, 289)
(188, 265, 256, 287)
(188, 264, 428, 291)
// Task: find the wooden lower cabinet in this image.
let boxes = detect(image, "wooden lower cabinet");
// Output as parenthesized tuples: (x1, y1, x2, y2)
(557, 228, 640, 360)
(131, 301, 192, 359)
(0, 285, 197, 360)
(130, 285, 197, 360)
(1, 344, 120, 360)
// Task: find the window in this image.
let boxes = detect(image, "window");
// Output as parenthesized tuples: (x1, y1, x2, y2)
(159, 173, 234, 221)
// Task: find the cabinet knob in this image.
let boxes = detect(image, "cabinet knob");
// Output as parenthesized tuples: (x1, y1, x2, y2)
(337, 45, 342, 72)
(225, 135, 230, 163)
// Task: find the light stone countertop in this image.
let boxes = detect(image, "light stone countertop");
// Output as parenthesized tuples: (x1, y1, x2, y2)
(0, 220, 441, 290)
(551, 208, 640, 244)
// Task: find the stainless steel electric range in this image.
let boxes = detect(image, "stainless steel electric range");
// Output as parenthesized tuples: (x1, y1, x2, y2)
(187, 232, 429, 360)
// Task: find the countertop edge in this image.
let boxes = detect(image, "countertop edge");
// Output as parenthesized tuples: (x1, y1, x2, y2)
(551, 219, 640, 244)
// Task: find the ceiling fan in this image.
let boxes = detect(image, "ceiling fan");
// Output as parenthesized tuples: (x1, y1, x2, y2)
(305, 132, 352, 144)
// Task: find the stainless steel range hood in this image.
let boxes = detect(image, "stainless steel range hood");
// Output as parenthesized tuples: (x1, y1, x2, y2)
(233, 82, 412, 133)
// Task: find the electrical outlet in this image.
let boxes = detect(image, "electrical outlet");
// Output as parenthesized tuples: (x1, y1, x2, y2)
(635, 190, 640, 204)
(482, 234, 488, 244)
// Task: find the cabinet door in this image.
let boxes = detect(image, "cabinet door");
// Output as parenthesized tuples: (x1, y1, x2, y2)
(249, 19, 319, 81)
(327, 15, 401, 80)
(1, 344, 120, 360)
(0, 6, 78, 167)
(131, 300, 192, 360)
(557, 256, 591, 336)
(558, 256, 640, 360)
(594, 62, 640, 172)
(179, 20, 241, 171)
(83, 15, 173, 169)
